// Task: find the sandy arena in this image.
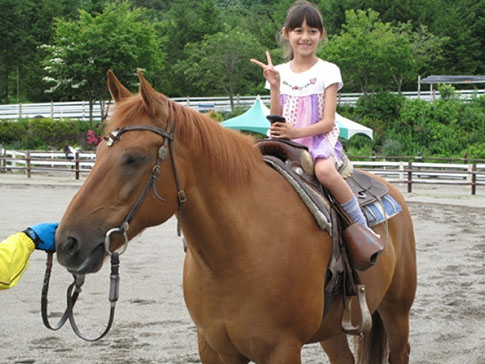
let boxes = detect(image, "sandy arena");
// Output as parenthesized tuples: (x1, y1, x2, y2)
(1, 174, 484, 363)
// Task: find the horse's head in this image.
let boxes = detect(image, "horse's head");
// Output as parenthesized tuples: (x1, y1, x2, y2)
(56, 71, 181, 274)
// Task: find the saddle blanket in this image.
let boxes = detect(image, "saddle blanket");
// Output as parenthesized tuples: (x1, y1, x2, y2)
(363, 194, 402, 227)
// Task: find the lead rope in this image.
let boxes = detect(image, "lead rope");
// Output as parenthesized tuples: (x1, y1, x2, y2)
(41, 252, 75, 330)
(66, 252, 120, 341)
(41, 251, 121, 341)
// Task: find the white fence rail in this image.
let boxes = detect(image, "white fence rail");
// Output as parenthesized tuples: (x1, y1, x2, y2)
(0, 89, 483, 121)
(1, 149, 484, 195)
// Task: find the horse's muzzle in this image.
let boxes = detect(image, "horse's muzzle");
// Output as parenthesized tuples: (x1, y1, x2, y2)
(57, 236, 106, 274)
(74, 243, 106, 274)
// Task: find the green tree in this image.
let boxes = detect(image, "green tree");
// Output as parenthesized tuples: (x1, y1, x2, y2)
(22, 0, 106, 102)
(428, 0, 483, 74)
(175, 25, 264, 110)
(320, 0, 442, 34)
(42, 2, 165, 123)
(220, 2, 280, 50)
(0, 0, 36, 103)
(160, 0, 222, 96)
(409, 25, 447, 79)
(0, 0, 109, 104)
(321, 9, 431, 93)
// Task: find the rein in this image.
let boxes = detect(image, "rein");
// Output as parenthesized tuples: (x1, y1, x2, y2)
(41, 119, 186, 341)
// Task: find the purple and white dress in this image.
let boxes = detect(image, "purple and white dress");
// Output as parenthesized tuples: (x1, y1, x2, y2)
(266, 58, 344, 165)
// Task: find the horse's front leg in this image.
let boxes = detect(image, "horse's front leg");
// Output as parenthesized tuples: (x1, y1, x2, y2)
(320, 333, 355, 364)
(265, 337, 304, 364)
(197, 330, 249, 364)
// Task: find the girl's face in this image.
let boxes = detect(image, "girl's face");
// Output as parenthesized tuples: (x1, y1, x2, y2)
(284, 19, 323, 59)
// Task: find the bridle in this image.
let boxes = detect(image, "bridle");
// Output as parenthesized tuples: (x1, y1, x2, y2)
(41, 118, 186, 341)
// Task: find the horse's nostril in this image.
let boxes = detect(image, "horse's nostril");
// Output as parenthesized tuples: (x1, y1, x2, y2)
(63, 236, 79, 256)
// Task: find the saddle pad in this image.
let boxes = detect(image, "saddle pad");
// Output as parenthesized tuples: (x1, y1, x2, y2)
(263, 155, 332, 233)
(363, 194, 402, 227)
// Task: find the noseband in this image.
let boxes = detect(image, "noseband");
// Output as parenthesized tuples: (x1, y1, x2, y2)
(41, 119, 186, 341)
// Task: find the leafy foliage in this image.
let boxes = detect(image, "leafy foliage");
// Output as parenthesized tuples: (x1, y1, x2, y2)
(42, 2, 164, 121)
(1, 0, 484, 102)
(158, 0, 223, 96)
(321, 9, 447, 93)
(0, 121, 27, 145)
(347, 93, 485, 159)
(0, 118, 104, 150)
(175, 25, 264, 109)
(1, 0, 484, 159)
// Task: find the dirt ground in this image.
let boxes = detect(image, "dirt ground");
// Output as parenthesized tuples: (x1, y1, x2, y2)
(1, 174, 484, 364)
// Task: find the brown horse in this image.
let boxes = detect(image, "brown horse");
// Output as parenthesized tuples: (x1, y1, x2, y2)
(55, 71, 416, 364)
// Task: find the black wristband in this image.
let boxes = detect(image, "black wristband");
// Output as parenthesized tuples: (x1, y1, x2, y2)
(23, 228, 41, 247)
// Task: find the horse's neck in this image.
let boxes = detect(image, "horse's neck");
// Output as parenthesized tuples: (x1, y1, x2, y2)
(179, 157, 263, 272)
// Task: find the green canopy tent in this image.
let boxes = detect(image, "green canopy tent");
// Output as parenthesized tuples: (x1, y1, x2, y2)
(221, 96, 373, 139)
(220, 96, 271, 135)
(335, 113, 373, 139)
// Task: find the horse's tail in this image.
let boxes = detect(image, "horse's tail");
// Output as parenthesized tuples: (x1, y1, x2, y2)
(355, 311, 388, 364)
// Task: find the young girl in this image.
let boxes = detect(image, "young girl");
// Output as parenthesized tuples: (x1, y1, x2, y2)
(251, 0, 377, 237)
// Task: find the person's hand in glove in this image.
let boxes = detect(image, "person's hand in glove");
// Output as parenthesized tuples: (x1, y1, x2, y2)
(24, 223, 59, 252)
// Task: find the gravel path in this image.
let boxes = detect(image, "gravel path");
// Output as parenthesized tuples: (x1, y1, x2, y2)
(1, 174, 484, 363)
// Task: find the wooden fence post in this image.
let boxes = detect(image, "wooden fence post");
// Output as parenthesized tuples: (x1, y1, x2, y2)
(399, 162, 405, 182)
(407, 161, 413, 193)
(471, 163, 476, 195)
(26, 151, 31, 178)
(75, 152, 80, 180)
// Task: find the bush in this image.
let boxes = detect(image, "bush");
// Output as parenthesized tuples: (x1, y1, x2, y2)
(463, 142, 485, 159)
(0, 121, 27, 145)
(221, 107, 247, 120)
(344, 92, 407, 154)
(0, 118, 103, 150)
(207, 110, 224, 122)
(24, 119, 81, 149)
(343, 135, 373, 157)
(437, 84, 458, 100)
(355, 92, 406, 126)
(380, 130, 422, 156)
(345, 93, 485, 158)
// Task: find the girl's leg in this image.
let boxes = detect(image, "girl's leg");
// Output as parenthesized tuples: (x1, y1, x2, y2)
(314, 158, 368, 228)
(314, 157, 353, 203)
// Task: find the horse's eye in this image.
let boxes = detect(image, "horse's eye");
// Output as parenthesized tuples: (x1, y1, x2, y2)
(123, 153, 148, 167)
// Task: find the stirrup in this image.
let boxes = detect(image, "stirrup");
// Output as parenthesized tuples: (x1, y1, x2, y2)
(341, 284, 372, 335)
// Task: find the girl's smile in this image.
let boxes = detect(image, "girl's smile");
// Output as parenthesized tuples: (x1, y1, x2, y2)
(285, 20, 323, 60)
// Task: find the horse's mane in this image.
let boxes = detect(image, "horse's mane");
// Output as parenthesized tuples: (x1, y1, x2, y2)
(106, 94, 264, 186)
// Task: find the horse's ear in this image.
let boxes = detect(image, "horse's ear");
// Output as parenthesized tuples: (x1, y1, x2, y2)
(107, 70, 132, 103)
(138, 70, 168, 118)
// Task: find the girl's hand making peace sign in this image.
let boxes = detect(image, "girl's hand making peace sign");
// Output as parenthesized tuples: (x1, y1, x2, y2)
(250, 51, 280, 90)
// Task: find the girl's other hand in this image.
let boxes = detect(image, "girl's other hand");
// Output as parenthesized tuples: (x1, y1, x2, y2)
(270, 122, 299, 139)
(250, 51, 280, 89)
